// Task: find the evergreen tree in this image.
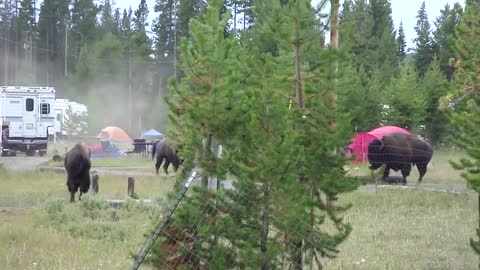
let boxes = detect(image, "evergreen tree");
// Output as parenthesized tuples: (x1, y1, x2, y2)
(422, 57, 450, 146)
(383, 61, 426, 133)
(433, 3, 461, 81)
(338, 64, 381, 132)
(69, 0, 99, 72)
(176, 0, 206, 40)
(152, 0, 175, 59)
(147, 0, 358, 269)
(37, 0, 69, 85)
(112, 8, 121, 36)
(100, 0, 114, 34)
(396, 21, 407, 64)
(133, 0, 149, 31)
(368, 0, 397, 78)
(449, 0, 480, 255)
(413, 1, 435, 78)
(120, 7, 133, 41)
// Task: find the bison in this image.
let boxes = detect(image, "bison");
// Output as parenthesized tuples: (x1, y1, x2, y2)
(153, 138, 182, 175)
(367, 133, 433, 185)
(64, 143, 91, 202)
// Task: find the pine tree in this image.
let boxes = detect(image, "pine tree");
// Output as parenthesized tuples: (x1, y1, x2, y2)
(433, 3, 461, 81)
(396, 21, 407, 64)
(68, 0, 98, 71)
(414, 1, 435, 78)
(176, 0, 206, 40)
(152, 0, 175, 59)
(61, 105, 88, 138)
(146, 0, 358, 269)
(133, 0, 149, 31)
(422, 57, 450, 146)
(368, 0, 397, 78)
(37, 0, 69, 85)
(449, 0, 480, 255)
(100, 0, 114, 34)
(383, 61, 426, 133)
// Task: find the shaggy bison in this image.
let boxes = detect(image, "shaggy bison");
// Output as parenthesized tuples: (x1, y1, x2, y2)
(367, 133, 433, 185)
(64, 143, 91, 202)
(153, 138, 181, 175)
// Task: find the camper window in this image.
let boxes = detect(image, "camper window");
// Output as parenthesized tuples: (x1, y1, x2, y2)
(26, 98, 34, 112)
(41, 103, 50, 114)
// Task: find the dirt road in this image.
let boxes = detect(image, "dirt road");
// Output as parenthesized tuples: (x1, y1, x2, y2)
(0, 156, 49, 171)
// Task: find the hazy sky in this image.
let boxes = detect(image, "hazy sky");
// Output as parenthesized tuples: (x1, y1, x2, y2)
(115, 0, 462, 48)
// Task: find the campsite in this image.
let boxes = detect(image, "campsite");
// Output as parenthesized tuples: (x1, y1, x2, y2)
(2, 0, 480, 269)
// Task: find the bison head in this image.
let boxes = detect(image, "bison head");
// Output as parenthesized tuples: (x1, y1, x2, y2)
(367, 139, 385, 170)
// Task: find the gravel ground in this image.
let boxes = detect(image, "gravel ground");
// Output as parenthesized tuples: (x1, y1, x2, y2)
(0, 156, 49, 171)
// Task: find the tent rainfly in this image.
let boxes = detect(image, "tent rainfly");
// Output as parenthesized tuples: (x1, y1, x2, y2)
(346, 126, 412, 163)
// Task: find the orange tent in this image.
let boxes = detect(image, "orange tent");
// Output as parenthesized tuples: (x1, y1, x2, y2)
(97, 126, 132, 143)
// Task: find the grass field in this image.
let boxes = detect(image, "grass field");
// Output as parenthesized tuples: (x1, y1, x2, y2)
(0, 149, 477, 270)
(0, 171, 478, 270)
(47, 157, 153, 169)
(0, 168, 172, 270)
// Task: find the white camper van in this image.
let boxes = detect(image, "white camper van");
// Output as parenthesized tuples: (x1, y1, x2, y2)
(0, 86, 55, 156)
(52, 98, 88, 138)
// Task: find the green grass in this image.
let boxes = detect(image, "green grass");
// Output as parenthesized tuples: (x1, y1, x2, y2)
(0, 170, 172, 270)
(322, 189, 478, 270)
(47, 157, 153, 169)
(0, 164, 477, 270)
(0, 168, 174, 207)
(347, 149, 467, 185)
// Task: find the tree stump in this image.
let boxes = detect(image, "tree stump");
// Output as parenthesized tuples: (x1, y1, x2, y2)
(91, 172, 99, 194)
(128, 177, 135, 197)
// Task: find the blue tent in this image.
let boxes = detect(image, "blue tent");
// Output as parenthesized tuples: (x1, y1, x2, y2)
(143, 129, 164, 139)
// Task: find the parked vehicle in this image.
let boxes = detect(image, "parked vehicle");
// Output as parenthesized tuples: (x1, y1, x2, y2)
(0, 86, 56, 156)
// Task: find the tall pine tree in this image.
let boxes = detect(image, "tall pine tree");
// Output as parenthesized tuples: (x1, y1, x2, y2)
(396, 21, 407, 65)
(413, 1, 435, 78)
(449, 0, 480, 255)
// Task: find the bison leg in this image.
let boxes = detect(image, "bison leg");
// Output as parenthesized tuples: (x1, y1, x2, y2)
(417, 162, 428, 183)
(70, 192, 75, 203)
(155, 156, 164, 175)
(163, 159, 171, 175)
(400, 164, 412, 185)
(382, 165, 390, 180)
(79, 191, 83, 201)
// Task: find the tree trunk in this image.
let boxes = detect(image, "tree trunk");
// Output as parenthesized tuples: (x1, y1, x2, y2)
(328, 0, 340, 128)
(201, 133, 212, 187)
(261, 182, 270, 270)
(292, 16, 303, 270)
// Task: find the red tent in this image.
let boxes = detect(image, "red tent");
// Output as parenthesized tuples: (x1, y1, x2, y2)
(346, 126, 412, 163)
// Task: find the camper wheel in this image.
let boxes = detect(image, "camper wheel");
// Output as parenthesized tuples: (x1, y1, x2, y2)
(26, 149, 35, 156)
(39, 150, 47, 157)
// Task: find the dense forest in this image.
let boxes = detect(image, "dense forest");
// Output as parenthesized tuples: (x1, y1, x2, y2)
(0, 0, 465, 145)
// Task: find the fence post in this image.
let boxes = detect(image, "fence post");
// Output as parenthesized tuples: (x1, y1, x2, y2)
(128, 176, 135, 197)
(91, 172, 99, 194)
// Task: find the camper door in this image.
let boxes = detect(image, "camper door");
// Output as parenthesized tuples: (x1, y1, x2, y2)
(23, 97, 37, 137)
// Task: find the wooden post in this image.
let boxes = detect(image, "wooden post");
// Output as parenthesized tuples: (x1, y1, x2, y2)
(91, 172, 99, 194)
(128, 176, 135, 197)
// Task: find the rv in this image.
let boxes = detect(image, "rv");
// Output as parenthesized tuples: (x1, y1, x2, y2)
(0, 86, 55, 156)
(52, 98, 88, 138)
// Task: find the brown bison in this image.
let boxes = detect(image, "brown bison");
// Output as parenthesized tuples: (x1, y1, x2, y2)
(368, 133, 433, 185)
(153, 138, 182, 175)
(64, 143, 91, 202)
